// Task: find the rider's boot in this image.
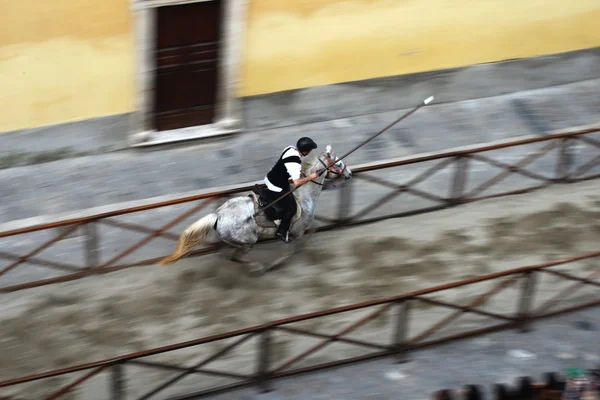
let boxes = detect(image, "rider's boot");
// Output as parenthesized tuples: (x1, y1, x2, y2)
(276, 230, 292, 243)
(276, 216, 293, 243)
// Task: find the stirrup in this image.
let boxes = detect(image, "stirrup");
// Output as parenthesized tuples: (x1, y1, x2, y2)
(276, 231, 293, 243)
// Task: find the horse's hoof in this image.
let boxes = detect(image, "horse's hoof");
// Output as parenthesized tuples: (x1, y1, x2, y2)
(247, 263, 265, 277)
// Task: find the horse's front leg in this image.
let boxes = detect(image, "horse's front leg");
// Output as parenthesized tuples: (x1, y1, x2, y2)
(264, 250, 294, 273)
(230, 245, 266, 277)
(294, 227, 316, 255)
(264, 234, 307, 273)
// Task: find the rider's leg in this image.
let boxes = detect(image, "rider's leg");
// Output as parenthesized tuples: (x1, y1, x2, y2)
(276, 195, 297, 243)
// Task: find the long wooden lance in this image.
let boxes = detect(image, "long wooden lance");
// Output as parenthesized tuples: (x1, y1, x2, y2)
(254, 96, 435, 216)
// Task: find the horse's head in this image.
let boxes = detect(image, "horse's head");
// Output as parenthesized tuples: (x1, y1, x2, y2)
(316, 144, 352, 188)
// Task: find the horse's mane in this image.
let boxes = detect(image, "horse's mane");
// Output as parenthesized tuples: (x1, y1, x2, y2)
(301, 152, 322, 174)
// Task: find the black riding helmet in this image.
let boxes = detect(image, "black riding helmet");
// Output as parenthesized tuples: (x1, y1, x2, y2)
(296, 137, 318, 154)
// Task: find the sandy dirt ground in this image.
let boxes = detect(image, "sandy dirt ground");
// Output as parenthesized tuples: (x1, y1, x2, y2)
(2, 180, 600, 399)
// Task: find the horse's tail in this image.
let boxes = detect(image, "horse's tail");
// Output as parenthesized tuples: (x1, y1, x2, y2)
(159, 213, 218, 266)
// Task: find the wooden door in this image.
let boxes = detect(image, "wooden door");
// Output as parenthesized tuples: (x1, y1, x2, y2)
(153, 1, 222, 131)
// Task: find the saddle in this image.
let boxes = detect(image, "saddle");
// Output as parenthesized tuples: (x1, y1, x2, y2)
(250, 184, 302, 228)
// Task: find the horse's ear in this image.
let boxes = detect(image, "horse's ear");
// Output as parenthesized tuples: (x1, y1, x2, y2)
(326, 144, 332, 156)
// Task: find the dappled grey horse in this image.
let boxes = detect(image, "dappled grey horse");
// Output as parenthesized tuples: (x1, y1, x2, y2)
(159, 144, 353, 275)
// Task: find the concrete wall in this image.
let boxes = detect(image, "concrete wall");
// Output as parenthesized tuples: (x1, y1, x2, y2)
(2, 47, 599, 164)
(0, 0, 134, 132)
(242, 48, 600, 131)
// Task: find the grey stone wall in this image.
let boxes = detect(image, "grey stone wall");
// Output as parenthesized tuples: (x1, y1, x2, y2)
(1, 47, 599, 168)
(241, 47, 600, 131)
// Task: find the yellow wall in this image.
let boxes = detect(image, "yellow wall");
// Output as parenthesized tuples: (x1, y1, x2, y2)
(241, 0, 600, 96)
(0, 0, 134, 132)
(3, 0, 600, 132)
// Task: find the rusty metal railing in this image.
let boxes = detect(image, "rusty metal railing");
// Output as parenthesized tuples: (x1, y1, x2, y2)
(1, 126, 599, 293)
(1, 250, 599, 399)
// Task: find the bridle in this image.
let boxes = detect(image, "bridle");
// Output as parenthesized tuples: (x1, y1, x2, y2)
(318, 153, 348, 178)
(301, 153, 347, 187)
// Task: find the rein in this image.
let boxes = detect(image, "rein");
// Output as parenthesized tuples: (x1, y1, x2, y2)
(302, 154, 346, 187)
(302, 172, 324, 186)
(317, 154, 347, 177)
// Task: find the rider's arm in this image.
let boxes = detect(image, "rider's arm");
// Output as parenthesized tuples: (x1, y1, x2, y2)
(292, 175, 313, 186)
(291, 172, 320, 187)
(285, 161, 312, 187)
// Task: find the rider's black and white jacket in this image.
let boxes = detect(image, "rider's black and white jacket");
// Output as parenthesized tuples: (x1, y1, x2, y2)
(265, 146, 302, 192)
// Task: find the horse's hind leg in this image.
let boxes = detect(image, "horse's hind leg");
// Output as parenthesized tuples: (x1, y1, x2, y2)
(230, 245, 266, 277)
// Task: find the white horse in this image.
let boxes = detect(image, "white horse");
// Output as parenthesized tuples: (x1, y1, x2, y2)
(159, 144, 353, 275)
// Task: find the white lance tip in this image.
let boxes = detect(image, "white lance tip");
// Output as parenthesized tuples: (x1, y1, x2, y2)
(424, 96, 434, 105)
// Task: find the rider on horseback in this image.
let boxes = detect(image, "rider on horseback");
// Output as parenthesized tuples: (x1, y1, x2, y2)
(264, 137, 319, 243)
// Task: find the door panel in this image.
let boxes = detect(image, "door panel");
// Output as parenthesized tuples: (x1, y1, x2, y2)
(153, 1, 222, 131)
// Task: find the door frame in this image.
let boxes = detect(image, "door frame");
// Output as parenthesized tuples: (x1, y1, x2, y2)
(128, 0, 248, 147)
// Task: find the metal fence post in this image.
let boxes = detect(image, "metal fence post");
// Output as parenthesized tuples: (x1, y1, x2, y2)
(111, 362, 125, 400)
(85, 221, 99, 270)
(556, 137, 574, 182)
(337, 179, 354, 224)
(392, 300, 411, 363)
(516, 272, 536, 333)
(449, 156, 469, 204)
(257, 328, 273, 393)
